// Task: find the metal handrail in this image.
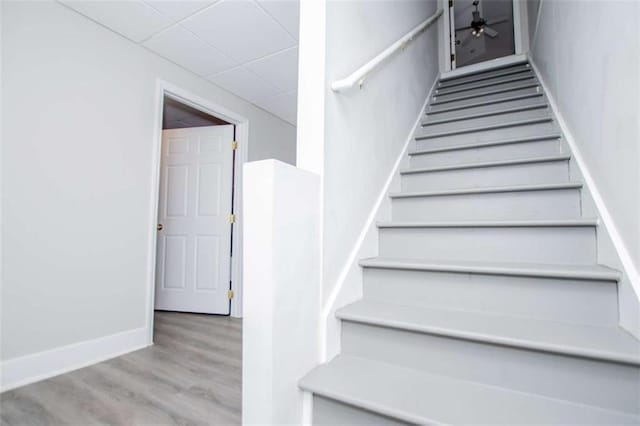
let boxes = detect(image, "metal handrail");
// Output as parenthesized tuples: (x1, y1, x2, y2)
(331, 8, 443, 92)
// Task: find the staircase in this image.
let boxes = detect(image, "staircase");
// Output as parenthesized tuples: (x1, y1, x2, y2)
(299, 60, 640, 424)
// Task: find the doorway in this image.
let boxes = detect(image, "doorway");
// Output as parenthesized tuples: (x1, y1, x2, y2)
(147, 81, 249, 344)
(144, 85, 247, 421)
(449, 0, 516, 69)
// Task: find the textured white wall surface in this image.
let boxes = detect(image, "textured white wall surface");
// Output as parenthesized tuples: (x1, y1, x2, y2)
(532, 0, 639, 264)
(1, 1, 295, 363)
(530, 0, 640, 331)
(321, 0, 441, 306)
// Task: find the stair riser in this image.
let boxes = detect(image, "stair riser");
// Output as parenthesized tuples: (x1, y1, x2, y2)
(409, 139, 561, 168)
(341, 322, 640, 415)
(421, 107, 550, 134)
(433, 79, 538, 104)
(401, 161, 569, 192)
(435, 71, 534, 95)
(313, 396, 410, 426)
(362, 268, 619, 326)
(392, 188, 581, 221)
(378, 226, 596, 264)
(425, 95, 545, 121)
(415, 121, 556, 150)
(428, 86, 540, 112)
(438, 64, 531, 88)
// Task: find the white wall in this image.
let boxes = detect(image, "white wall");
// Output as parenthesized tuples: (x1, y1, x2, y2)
(529, 0, 640, 331)
(1, 0, 295, 368)
(321, 0, 440, 305)
(247, 126, 296, 165)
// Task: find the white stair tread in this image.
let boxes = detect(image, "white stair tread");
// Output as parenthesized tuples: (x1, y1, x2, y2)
(427, 92, 544, 115)
(389, 182, 582, 198)
(438, 66, 531, 87)
(439, 61, 530, 84)
(435, 75, 536, 96)
(416, 117, 553, 140)
(431, 82, 539, 105)
(299, 355, 640, 425)
(400, 154, 570, 174)
(336, 300, 640, 365)
(377, 218, 598, 229)
(421, 102, 548, 126)
(359, 257, 621, 281)
(409, 134, 561, 155)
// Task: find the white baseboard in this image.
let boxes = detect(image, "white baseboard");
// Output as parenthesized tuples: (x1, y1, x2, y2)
(0, 326, 151, 392)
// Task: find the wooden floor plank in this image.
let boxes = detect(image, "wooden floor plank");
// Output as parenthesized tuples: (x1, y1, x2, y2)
(0, 312, 242, 425)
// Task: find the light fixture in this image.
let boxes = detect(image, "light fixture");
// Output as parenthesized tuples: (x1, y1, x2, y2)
(455, 0, 505, 47)
(469, 0, 486, 38)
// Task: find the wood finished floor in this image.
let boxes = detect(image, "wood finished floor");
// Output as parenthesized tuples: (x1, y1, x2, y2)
(0, 312, 242, 425)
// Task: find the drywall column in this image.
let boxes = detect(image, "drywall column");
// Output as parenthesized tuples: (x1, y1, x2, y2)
(242, 160, 320, 425)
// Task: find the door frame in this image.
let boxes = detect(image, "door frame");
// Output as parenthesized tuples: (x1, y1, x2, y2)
(146, 79, 248, 343)
(441, 0, 529, 73)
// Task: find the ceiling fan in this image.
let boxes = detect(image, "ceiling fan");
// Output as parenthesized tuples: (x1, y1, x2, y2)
(455, 0, 509, 47)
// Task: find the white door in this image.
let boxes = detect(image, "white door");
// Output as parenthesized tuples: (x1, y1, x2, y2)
(155, 125, 234, 314)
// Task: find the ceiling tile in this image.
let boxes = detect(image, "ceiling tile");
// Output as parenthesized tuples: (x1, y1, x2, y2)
(253, 91, 297, 124)
(256, 0, 300, 40)
(143, 26, 236, 76)
(181, 0, 296, 63)
(245, 47, 298, 92)
(144, 1, 217, 22)
(60, 1, 172, 43)
(207, 66, 282, 102)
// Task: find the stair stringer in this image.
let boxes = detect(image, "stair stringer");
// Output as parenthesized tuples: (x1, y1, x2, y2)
(319, 77, 440, 362)
(532, 58, 640, 338)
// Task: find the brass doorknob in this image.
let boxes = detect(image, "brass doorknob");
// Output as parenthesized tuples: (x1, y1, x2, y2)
(157, 224, 163, 231)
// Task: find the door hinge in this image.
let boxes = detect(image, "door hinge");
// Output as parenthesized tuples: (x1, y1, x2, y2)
(449, 0, 453, 7)
(231, 140, 238, 150)
(229, 213, 236, 224)
(451, 53, 456, 62)
(227, 290, 234, 300)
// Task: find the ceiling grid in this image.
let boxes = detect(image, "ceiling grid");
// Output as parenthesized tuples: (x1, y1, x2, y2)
(59, 0, 299, 124)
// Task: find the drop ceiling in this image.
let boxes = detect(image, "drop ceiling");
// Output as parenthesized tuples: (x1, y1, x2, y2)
(60, 0, 299, 125)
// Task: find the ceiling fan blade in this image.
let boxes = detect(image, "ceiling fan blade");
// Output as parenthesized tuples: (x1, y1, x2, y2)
(483, 26, 498, 37)
(455, 25, 472, 31)
(485, 15, 509, 26)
